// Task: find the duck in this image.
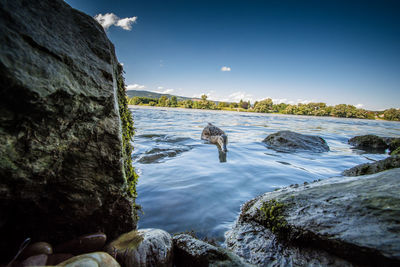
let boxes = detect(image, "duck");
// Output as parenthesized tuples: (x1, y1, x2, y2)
(201, 123, 228, 152)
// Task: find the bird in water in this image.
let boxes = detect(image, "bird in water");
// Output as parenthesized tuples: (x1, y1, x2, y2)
(201, 123, 228, 152)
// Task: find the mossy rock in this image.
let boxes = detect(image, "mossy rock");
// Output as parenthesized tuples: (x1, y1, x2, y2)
(259, 199, 289, 238)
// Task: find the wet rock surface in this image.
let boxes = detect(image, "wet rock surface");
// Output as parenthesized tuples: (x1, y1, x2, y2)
(226, 168, 400, 266)
(105, 228, 173, 267)
(342, 156, 400, 176)
(0, 0, 135, 260)
(263, 131, 330, 152)
(173, 234, 253, 267)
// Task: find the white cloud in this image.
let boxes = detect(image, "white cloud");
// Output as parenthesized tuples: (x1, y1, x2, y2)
(272, 98, 288, 104)
(126, 84, 145, 90)
(94, 13, 137, 31)
(155, 88, 174, 94)
(221, 66, 231, 72)
(355, 103, 364, 108)
(296, 99, 313, 104)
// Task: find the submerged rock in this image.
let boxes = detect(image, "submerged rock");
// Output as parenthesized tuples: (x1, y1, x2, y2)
(0, 0, 136, 260)
(138, 147, 192, 164)
(226, 168, 400, 266)
(342, 156, 400, 176)
(105, 228, 173, 267)
(58, 252, 120, 267)
(173, 234, 253, 267)
(263, 131, 330, 152)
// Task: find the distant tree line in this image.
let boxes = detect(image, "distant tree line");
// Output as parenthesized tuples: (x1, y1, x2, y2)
(127, 95, 400, 121)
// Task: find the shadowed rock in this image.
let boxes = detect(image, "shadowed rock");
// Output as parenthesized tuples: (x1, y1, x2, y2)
(173, 234, 253, 267)
(263, 131, 330, 152)
(348, 135, 388, 153)
(0, 0, 135, 260)
(226, 168, 400, 266)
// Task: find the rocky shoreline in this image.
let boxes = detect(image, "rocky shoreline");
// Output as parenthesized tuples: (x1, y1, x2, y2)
(1, 0, 399, 266)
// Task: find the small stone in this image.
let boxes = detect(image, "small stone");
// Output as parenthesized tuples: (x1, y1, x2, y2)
(20, 242, 53, 260)
(46, 253, 74, 265)
(105, 228, 173, 267)
(21, 254, 48, 266)
(57, 252, 120, 267)
(55, 232, 106, 255)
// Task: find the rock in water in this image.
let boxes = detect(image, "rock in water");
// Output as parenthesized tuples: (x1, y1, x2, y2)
(263, 131, 330, 152)
(173, 234, 253, 267)
(0, 0, 136, 261)
(105, 229, 173, 267)
(342, 156, 400, 176)
(348, 135, 388, 152)
(226, 168, 400, 266)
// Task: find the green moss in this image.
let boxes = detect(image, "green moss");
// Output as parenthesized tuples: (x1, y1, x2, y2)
(391, 147, 400, 156)
(259, 199, 289, 237)
(109, 230, 144, 250)
(116, 64, 138, 199)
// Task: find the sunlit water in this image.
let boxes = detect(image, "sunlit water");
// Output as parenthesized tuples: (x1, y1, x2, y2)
(131, 106, 400, 242)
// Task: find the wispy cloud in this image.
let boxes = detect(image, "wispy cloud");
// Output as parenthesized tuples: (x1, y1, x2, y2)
(221, 66, 231, 72)
(355, 103, 364, 108)
(94, 13, 137, 31)
(126, 84, 145, 90)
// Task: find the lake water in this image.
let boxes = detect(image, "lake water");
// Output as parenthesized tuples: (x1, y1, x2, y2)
(131, 106, 400, 242)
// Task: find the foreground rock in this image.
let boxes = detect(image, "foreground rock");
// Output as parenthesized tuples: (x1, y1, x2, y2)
(105, 228, 173, 267)
(348, 135, 400, 154)
(342, 156, 400, 176)
(0, 0, 136, 260)
(173, 234, 253, 267)
(58, 252, 120, 267)
(226, 168, 400, 266)
(263, 131, 330, 152)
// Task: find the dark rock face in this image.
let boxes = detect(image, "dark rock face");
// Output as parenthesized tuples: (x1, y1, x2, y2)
(226, 169, 400, 266)
(0, 0, 135, 261)
(342, 156, 400, 176)
(348, 135, 388, 153)
(173, 234, 253, 267)
(263, 131, 330, 152)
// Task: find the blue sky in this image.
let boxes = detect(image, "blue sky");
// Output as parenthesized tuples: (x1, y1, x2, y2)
(65, 0, 400, 110)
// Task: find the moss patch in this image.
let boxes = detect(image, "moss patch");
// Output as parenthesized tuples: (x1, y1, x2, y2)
(116, 64, 138, 199)
(259, 199, 289, 238)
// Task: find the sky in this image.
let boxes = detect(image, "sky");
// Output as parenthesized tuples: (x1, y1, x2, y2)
(64, 0, 400, 110)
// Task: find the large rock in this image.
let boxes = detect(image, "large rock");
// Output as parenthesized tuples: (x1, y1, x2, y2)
(263, 131, 330, 152)
(342, 156, 400, 176)
(173, 234, 253, 267)
(0, 0, 136, 261)
(226, 168, 400, 266)
(105, 229, 173, 267)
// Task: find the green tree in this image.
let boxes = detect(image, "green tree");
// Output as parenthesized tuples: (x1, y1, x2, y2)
(158, 96, 168, 106)
(384, 108, 400, 121)
(170, 96, 178, 107)
(254, 98, 273, 113)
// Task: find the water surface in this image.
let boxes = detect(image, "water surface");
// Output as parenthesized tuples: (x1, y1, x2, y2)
(132, 106, 400, 241)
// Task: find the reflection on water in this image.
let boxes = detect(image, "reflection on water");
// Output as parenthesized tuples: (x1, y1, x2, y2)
(218, 149, 227, 163)
(132, 106, 400, 241)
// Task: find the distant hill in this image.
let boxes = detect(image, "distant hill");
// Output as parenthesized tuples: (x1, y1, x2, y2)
(126, 90, 198, 101)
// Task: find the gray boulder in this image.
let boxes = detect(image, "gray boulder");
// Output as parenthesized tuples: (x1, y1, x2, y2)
(263, 131, 330, 152)
(105, 229, 173, 267)
(0, 0, 136, 260)
(342, 156, 400, 176)
(226, 168, 400, 266)
(173, 234, 253, 267)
